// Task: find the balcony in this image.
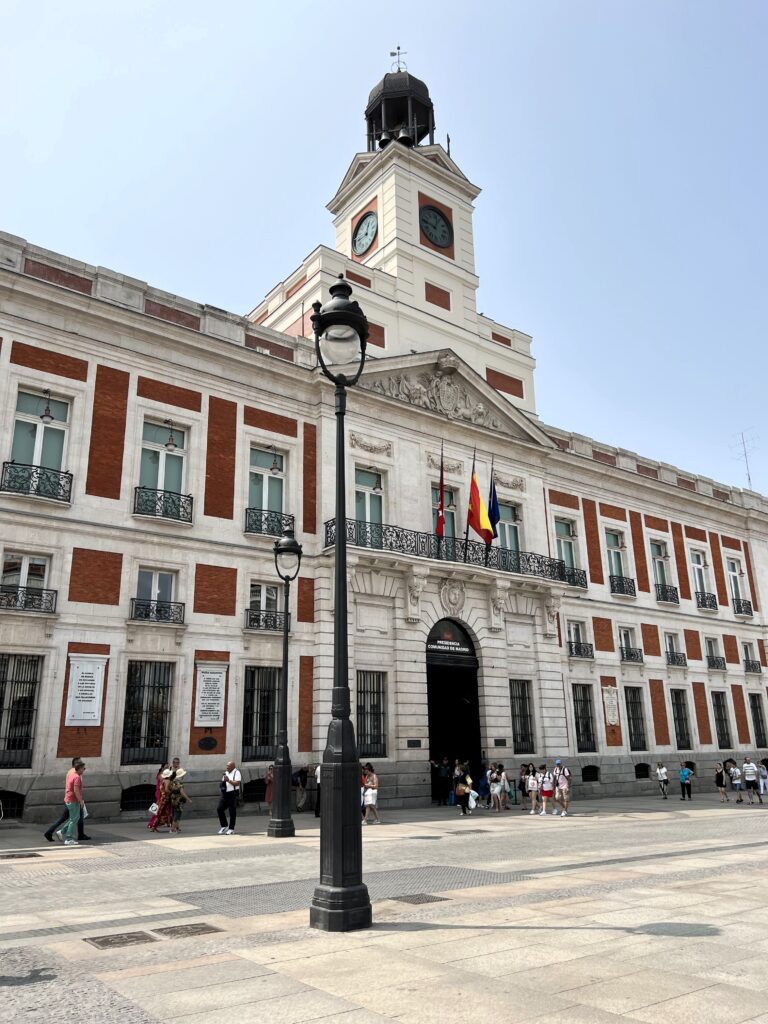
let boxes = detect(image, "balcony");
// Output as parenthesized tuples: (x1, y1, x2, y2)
(0, 585, 57, 613)
(655, 583, 679, 604)
(666, 650, 688, 667)
(567, 641, 594, 659)
(129, 598, 185, 624)
(744, 659, 762, 674)
(733, 598, 753, 617)
(244, 508, 295, 538)
(244, 609, 287, 631)
(564, 566, 589, 589)
(707, 655, 727, 671)
(1, 461, 72, 503)
(134, 486, 193, 523)
(695, 591, 718, 611)
(324, 518, 568, 583)
(620, 646, 644, 663)
(610, 575, 637, 597)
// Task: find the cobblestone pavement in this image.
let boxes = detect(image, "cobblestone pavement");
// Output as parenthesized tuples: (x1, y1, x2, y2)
(2, 792, 768, 1023)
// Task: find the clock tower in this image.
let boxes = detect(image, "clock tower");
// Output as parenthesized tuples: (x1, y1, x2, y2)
(251, 70, 537, 414)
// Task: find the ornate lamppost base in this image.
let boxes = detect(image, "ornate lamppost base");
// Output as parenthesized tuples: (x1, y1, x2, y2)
(309, 883, 373, 932)
(267, 818, 295, 838)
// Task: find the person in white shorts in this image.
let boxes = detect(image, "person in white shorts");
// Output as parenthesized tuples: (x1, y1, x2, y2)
(362, 763, 380, 823)
(553, 759, 572, 817)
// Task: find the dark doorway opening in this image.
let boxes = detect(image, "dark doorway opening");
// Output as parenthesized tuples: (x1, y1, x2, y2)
(426, 619, 481, 800)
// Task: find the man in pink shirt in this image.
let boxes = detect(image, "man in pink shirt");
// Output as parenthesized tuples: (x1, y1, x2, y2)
(58, 761, 85, 846)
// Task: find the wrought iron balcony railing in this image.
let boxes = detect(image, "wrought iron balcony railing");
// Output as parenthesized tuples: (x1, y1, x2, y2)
(567, 641, 594, 659)
(564, 566, 589, 589)
(733, 598, 753, 617)
(666, 650, 687, 667)
(129, 598, 185, 624)
(1, 461, 72, 503)
(707, 655, 727, 671)
(744, 659, 762, 674)
(244, 508, 295, 537)
(324, 518, 568, 583)
(620, 646, 644, 663)
(134, 486, 193, 523)
(610, 575, 637, 597)
(0, 585, 57, 613)
(655, 583, 680, 604)
(695, 591, 718, 611)
(244, 609, 287, 631)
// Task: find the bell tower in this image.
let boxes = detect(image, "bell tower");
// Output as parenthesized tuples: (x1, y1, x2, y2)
(364, 69, 436, 150)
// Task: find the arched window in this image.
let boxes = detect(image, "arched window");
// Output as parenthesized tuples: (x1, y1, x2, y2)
(582, 765, 600, 783)
(634, 763, 651, 780)
(120, 784, 157, 812)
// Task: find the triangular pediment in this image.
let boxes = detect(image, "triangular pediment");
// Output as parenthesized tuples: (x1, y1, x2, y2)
(358, 349, 555, 449)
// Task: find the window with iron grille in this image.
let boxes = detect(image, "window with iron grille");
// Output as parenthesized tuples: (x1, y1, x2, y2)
(357, 670, 387, 757)
(242, 666, 280, 761)
(0, 653, 40, 768)
(572, 683, 596, 753)
(624, 686, 647, 751)
(711, 691, 731, 748)
(749, 693, 767, 748)
(120, 661, 173, 765)
(509, 679, 535, 754)
(670, 689, 692, 749)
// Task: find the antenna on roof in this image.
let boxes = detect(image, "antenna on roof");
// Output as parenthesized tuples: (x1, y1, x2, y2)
(731, 429, 758, 490)
(390, 45, 407, 72)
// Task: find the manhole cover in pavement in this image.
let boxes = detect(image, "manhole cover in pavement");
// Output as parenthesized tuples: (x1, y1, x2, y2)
(152, 923, 223, 938)
(392, 893, 450, 904)
(85, 931, 158, 949)
(0, 852, 42, 860)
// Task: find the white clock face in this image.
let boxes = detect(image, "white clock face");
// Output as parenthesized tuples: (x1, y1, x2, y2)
(352, 211, 378, 255)
(419, 205, 453, 249)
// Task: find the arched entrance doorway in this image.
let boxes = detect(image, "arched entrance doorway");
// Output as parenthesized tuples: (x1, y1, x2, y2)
(426, 619, 481, 800)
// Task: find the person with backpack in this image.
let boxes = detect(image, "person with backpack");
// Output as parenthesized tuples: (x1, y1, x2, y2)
(553, 759, 572, 817)
(538, 763, 555, 816)
(729, 763, 743, 803)
(526, 764, 540, 815)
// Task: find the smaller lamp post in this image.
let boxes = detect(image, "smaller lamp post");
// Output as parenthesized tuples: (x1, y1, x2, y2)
(268, 527, 303, 838)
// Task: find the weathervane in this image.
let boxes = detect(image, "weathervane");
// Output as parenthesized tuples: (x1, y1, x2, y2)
(390, 45, 407, 72)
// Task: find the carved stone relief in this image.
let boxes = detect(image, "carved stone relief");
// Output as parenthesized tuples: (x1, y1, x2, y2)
(494, 473, 526, 491)
(427, 452, 463, 474)
(405, 567, 429, 623)
(350, 432, 392, 456)
(439, 578, 466, 617)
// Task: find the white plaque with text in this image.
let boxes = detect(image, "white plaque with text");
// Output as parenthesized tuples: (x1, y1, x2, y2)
(194, 663, 227, 727)
(65, 655, 108, 726)
(603, 685, 620, 727)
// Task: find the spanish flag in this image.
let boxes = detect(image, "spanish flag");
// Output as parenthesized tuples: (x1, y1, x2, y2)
(467, 454, 494, 544)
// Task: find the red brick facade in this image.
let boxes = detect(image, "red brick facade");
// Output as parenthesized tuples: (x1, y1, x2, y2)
(137, 375, 202, 412)
(85, 365, 129, 500)
(641, 623, 661, 658)
(692, 682, 713, 745)
(243, 406, 298, 437)
(593, 617, 615, 652)
(297, 578, 315, 623)
(189, 651, 230, 756)
(56, 642, 110, 758)
(630, 510, 650, 593)
(303, 423, 317, 535)
(204, 397, 237, 519)
(68, 549, 123, 605)
(11, 340, 88, 381)
(671, 522, 692, 601)
(600, 676, 623, 746)
(485, 367, 524, 398)
(731, 684, 751, 744)
(582, 498, 604, 585)
(193, 565, 237, 616)
(298, 656, 314, 752)
(649, 679, 671, 745)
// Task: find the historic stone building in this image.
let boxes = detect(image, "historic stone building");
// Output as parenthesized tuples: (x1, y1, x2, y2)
(1, 71, 766, 820)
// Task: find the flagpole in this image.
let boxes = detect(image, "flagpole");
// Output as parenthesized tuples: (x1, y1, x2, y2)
(463, 448, 475, 563)
(484, 456, 494, 568)
(437, 440, 444, 560)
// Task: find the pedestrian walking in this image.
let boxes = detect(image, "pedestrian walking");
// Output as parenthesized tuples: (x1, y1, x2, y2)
(489, 763, 502, 812)
(518, 764, 529, 811)
(655, 762, 669, 799)
(714, 762, 729, 802)
(169, 769, 191, 833)
(45, 758, 90, 842)
(679, 762, 693, 801)
(265, 765, 274, 815)
(362, 763, 381, 824)
(314, 762, 321, 817)
(455, 763, 473, 816)
(147, 762, 169, 831)
(526, 764, 540, 815)
(538, 763, 555, 816)
(742, 757, 762, 805)
(216, 760, 241, 834)
(730, 763, 743, 802)
(478, 763, 491, 809)
(293, 765, 309, 811)
(759, 761, 768, 799)
(553, 759, 571, 817)
(430, 756, 453, 806)
(57, 761, 85, 846)
(498, 764, 511, 809)
(149, 768, 175, 831)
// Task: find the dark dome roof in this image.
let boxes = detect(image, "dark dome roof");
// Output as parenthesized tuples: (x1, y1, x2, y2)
(365, 71, 431, 114)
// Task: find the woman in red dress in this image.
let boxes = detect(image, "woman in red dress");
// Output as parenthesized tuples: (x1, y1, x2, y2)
(149, 768, 174, 831)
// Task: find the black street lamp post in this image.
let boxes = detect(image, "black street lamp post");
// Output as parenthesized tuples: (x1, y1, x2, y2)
(309, 276, 373, 932)
(268, 527, 303, 839)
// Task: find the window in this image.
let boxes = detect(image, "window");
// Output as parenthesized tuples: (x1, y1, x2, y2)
(749, 693, 767, 748)
(1, 552, 53, 611)
(665, 632, 686, 666)
(250, 582, 279, 613)
(690, 550, 710, 595)
(120, 661, 172, 765)
(711, 691, 732, 748)
(624, 687, 647, 751)
(355, 468, 383, 548)
(249, 446, 283, 510)
(634, 762, 651, 779)
(650, 541, 668, 586)
(706, 637, 726, 670)
(726, 558, 744, 601)
(670, 689, 692, 749)
(137, 421, 190, 520)
(133, 569, 181, 623)
(619, 626, 642, 661)
(242, 666, 279, 760)
(432, 484, 457, 559)
(509, 679, 535, 754)
(6, 390, 71, 500)
(555, 520, 576, 569)
(245, 582, 281, 630)
(497, 503, 520, 553)
(357, 670, 387, 757)
(567, 620, 586, 644)
(572, 683, 596, 752)
(567, 621, 592, 658)
(742, 642, 760, 672)
(0, 653, 40, 768)
(605, 531, 625, 577)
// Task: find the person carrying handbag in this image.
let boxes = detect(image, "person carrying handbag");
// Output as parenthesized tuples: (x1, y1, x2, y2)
(455, 763, 473, 816)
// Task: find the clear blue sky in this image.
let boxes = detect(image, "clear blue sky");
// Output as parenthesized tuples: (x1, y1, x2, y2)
(2, 1, 766, 493)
